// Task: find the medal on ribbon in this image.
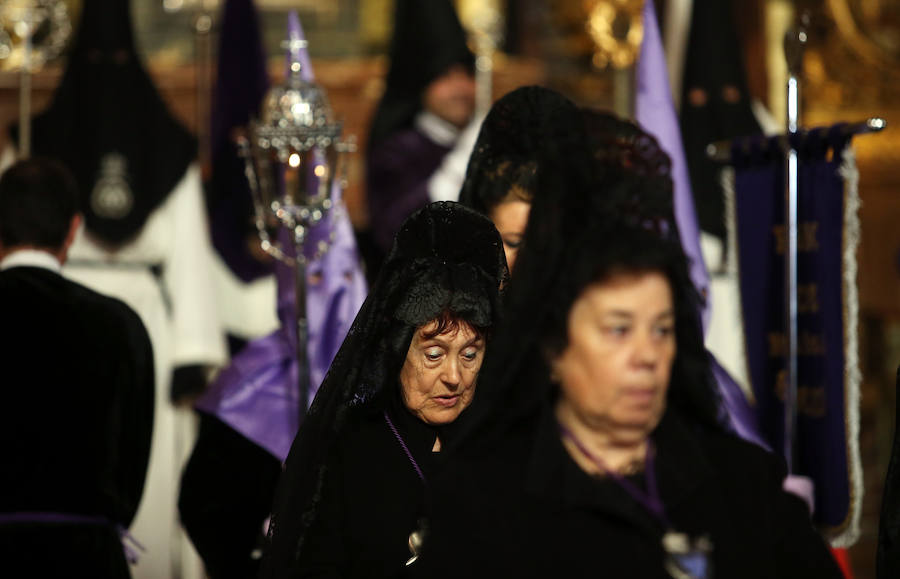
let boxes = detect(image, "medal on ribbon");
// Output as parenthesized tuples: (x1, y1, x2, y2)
(662, 531, 714, 579)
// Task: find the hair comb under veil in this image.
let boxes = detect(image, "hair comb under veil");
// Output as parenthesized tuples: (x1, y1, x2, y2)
(259, 201, 507, 578)
(451, 103, 725, 450)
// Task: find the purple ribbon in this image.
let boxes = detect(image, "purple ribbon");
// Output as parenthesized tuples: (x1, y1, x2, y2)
(384, 411, 426, 483)
(0, 512, 145, 564)
(557, 423, 668, 527)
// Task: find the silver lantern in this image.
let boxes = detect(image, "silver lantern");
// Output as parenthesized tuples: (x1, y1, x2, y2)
(237, 24, 353, 416)
(0, 0, 72, 158)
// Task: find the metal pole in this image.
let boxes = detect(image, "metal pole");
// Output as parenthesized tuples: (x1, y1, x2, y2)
(293, 229, 310, 415)
(470, 3, 500, 119)
(193, 3, 214, 175)
(782, 19, 807, 473)
(19, 5, 33, 159)
(474, 43, 493, 118)
(614, 67, 633, 119)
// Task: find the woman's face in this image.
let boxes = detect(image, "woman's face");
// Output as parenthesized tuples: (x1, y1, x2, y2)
(552, 272, 676, 444)
(489, 199, 531, 272)
(399, 319, 485, 425)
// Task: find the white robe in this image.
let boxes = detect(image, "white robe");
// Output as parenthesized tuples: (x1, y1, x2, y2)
(209, 251, 279, 341)
(61, 161, 227, 579)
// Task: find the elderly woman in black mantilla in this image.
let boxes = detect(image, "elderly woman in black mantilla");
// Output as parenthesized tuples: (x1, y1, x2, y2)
(258, 201, 506, 579)
(411, 118, 842, 579)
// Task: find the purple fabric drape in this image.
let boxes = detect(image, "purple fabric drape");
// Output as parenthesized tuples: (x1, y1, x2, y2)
(732, 127, 855, 530)
(196, 12, 368, 461)
(635, 0, 709, 324)
(635, 0, 763, 447)
(195, 204, 366, 461)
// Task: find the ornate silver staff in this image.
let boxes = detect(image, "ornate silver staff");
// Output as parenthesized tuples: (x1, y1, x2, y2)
(237, 14, 352, 416)
(0, 0, 71, 159)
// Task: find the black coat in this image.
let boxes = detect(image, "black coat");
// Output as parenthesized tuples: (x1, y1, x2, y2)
(295, 409, 442, 579)
(0, 265, 154, 578)
(179, 413, 282, 579)
(413, 406, 843, 579)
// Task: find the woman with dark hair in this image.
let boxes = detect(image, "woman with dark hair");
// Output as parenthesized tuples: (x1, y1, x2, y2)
(411, 118, 841, 578)
(459, 86, 672, 273)
(458, 86, 573, 270)
(258, 201, 507, 579)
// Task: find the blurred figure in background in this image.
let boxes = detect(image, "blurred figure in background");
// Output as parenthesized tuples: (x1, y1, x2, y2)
(364, 0, 482, 280)
(4, 1, 227, 577)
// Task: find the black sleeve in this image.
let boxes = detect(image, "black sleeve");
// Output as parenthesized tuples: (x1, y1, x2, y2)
(179, 413, 281, 579)
(112, 306, 155, 527)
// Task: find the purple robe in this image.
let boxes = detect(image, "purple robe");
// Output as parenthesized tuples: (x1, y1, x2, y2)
(366, 128, 452, 253)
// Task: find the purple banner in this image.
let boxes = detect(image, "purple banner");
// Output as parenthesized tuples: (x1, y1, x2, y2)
(731, 127, 859, 538)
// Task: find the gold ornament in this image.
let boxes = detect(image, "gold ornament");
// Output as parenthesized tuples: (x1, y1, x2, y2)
(586, 0, 644, 70)
(0, 0, 71, 72)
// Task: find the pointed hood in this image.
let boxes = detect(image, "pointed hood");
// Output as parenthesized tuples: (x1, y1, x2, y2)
(286, 11, 312, 81)
(12, 0, 196, 246)
(679, 0, 762, 240)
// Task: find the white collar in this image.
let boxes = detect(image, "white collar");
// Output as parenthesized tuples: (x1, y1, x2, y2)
(414, 110, 460, 147)
(0, 249, 63, 273)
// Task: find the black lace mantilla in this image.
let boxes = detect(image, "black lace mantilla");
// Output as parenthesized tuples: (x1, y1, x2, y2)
(459, 86, 676, 239)
(459, 86, 576, 216)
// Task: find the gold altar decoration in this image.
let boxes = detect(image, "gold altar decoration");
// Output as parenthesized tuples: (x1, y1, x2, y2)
(0, 0, 71, 72)
(827, 0, 900, 71)
(585, 0, 644, 69)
